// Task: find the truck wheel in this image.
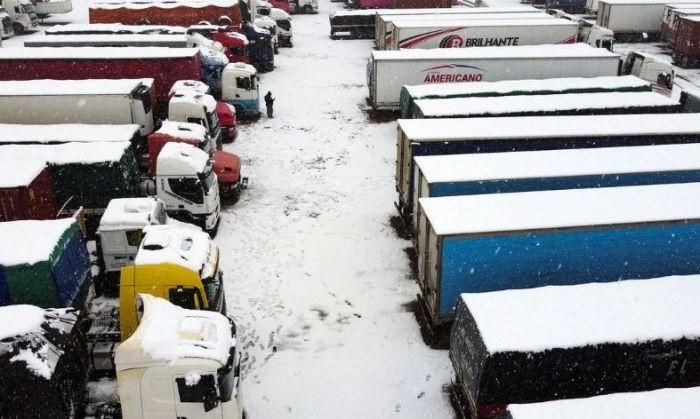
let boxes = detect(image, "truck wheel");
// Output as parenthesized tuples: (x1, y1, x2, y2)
(303, 4, 313, 13)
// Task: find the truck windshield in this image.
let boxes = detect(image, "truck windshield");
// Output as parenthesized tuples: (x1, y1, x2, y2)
(206, 109, 220, 137)
(218, 328, 239, 402)
(277, 20, 291, 31)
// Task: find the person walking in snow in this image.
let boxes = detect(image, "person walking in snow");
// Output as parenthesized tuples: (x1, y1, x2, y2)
(264, 91, 275, 118)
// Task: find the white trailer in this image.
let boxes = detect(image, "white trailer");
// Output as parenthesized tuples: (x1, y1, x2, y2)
(32, 0, 72, 15)
(24, 34, 195, 47)
(0, 79, 155, 136)
(379, 13, 551, 50)
(375, 6, 544, 49)
(390, 18, 578, 50)
(597, 0, 700, 40)
(367, 44, 621, 110)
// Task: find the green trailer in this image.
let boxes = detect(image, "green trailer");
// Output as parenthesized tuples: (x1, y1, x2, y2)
(399, 75, 652, 119)
(0, 218, 91, 308)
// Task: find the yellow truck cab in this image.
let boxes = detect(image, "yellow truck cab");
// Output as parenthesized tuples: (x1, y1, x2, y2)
(119, 225, 225, 341)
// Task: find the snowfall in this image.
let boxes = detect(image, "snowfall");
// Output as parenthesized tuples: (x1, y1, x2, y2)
(6, 0, 700, 416)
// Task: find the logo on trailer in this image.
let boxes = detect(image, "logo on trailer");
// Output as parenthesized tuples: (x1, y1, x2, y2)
(439, 35, 463, 48)
(420, 64, 486, 83)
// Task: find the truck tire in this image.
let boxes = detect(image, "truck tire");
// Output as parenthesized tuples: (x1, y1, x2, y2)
(303, 4, 313, 13)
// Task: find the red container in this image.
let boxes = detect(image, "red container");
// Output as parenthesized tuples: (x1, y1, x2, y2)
(0, 48, 202, 103)
(89, 1, 242, 27)
(0, 163, 57, 222)
(673, 15, 700, 68)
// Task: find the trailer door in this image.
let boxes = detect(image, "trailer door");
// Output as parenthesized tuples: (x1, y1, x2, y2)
(425, 226, 440, 317)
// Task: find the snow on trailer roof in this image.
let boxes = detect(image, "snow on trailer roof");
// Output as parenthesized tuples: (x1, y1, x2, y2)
(391, 17, 570, 28)
(398, 113, 700, 141)
(0, 218, 76, 266)
(0, 47, 199, 60)
(156, 120, 209, 143)
(98, 197, 163, 232)
(414, 91, 678, 117)
(0, 79, 153, 96)
(0, 161, 47, 188)
(372, 43, 617, 61)
(460, 275, 700, 353)
(420, 182, 700, 236)
(44, 23, 186, 34)
(25, 34, 191, 44)
(415, 143, 700, 184)
(403, 76, 650, 98)
(91, 0, 239, 9)
(116, 294, 232, 369)
(507, 387, 700, 419)
(383, 12, 552, 23)
(136, 225, 217, 279)
(599, 0, 698, 4)
(0, 124, 140, 144)
(376, 6, 539, 15)
(0, 142, 133, 165)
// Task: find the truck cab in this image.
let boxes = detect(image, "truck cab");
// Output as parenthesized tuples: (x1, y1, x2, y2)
(118, 225, 225, 339)
(289, 0, 317, 14)
(0, 6, 14, 38)
(155, 142, 220, 233)
(1, 0, 37, 33)
(169, 90, 223, 149)
(548, 9, 614, 50)
(187, 25, 250, 64)
(622, 51, 674, 93)
(270, 7, 292, 47)
(239, 21, 275, 72)
(254, 16, 278, 54)
(149, 121, 245, 198)
(170, 79, 238, 142)
(116, 294, 243, 419)
(221, 62, 261, 119)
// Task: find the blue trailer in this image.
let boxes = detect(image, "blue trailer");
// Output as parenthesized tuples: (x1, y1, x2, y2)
(395, 113, 700, 218)
(411, 143, 700, 228)
(416, 182, 700, 329)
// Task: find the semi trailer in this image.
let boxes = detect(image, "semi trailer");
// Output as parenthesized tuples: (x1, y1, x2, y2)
(672, 15, 700, 68)
(411, 142, 700, 228)
(89, 0, 242, 27)
(399, 75, 651, 118)
(450, 276, 700, 418)
(389, 18, 578, 50)
(596, 0, 700, 41)
(367, 44, 621, 110)
(662, 3, 700, 43)
(395, 113, 700, 217)
(0, 160, 57, 222)
(24, 33, 199, 48)
(410, 90, 680, 118)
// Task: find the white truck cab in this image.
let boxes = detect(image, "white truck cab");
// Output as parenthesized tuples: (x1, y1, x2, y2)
(0, 6, 13, 39)
(256, 0, 272, 15)
(290, 0, 317, 14)
(221, 62, 261, 119)
(622, 51, 674, 93)
(548, 9, 614, 51)
(254, 15, 278, 54)
(270, 8, 292, 47)
(156, 142, 220, 233)
(115, 294, 243, 419)
(1, 0, 37, 33)
(169, 91, 223, 150)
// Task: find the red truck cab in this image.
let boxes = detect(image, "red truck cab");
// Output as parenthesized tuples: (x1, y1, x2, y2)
(187, 25, 249, 63)
(148, 121, 245, 197)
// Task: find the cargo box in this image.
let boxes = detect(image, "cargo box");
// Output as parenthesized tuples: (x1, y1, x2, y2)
(0, 161, 57, 222)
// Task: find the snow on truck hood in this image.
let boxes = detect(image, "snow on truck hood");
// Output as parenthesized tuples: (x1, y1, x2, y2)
(461, 275, 700, 354)
(116, 294, 233, 369)
(156, 120, 209, 143)
(156, 142, 210, 175)
(98, 197, 163, 232)
(136, 225, 218, 279)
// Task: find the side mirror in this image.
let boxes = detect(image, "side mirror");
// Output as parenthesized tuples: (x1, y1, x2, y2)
(203, 384, 219, 412)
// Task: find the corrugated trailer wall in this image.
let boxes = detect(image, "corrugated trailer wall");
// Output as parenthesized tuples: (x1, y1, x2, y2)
(0, 167, 57, 222)
(50, 227, 91, 307)
(89, 3, 243, 26)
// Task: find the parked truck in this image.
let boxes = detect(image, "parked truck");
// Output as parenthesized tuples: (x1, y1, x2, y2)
(399, 75, 651, 118)
(622, 51, 674, 91)
(0, 161, 57, 222)
(389, 18, 578, 50)
(378, 11, 551, 49)
(148, 120, 246, 197)
(0, 47, 261, 120)
(672, 15, 700, 68)
(662, 4, 700, 43)
(450, 276, 700, 418)
(1, 0, 38, 33)
(395, 113, 700, 218)
(31, 0, 72, 16)
(0, 6, 13, 38)
(507, 387, 700, 418)
(411, 142, 700, 228)
(0, 79, 155, 137)
(596, 0, 700, 41)
(89, 0, 242, 27)
(411, 90, 680, 118)
(271, 7, 292, 46)
(170, 79, 239, 141)
(368, 44, 621, 110)
(0, 217, 91, 309)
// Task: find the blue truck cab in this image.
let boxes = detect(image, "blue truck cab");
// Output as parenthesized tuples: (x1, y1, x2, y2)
(222, 62, 260, 119)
